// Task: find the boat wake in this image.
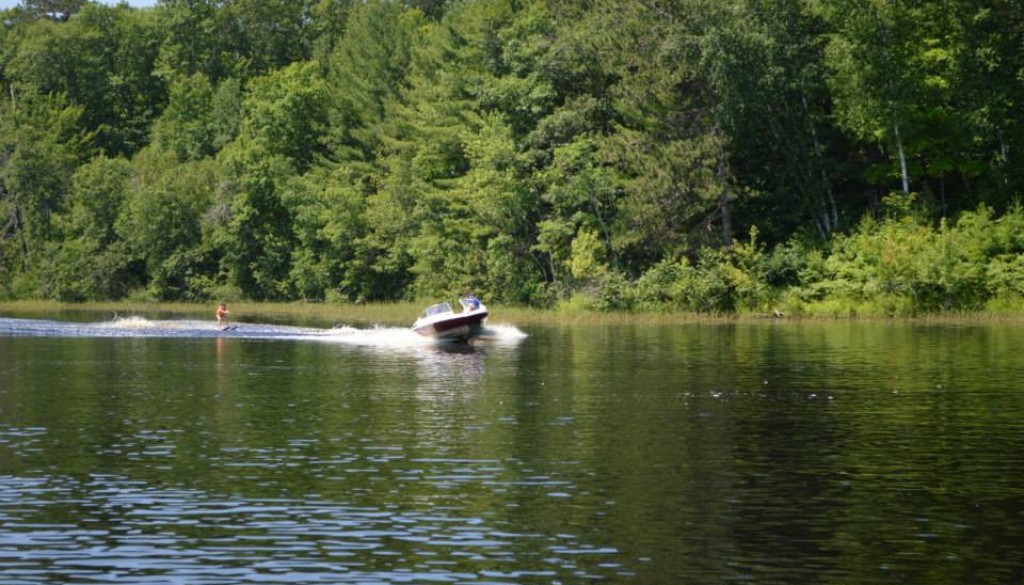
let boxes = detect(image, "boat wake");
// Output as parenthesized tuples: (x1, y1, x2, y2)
(0, 315, 528, 349)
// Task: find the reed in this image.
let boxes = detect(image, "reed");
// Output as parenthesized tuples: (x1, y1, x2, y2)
(0, 300, 421, 327)
(0, 299, 721, 327)
(1, 299, 1020, 327)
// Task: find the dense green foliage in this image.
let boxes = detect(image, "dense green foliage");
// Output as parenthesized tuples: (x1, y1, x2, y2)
(2, 0, 1023, 314)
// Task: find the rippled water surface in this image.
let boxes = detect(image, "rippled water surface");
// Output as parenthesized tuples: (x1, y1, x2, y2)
(2, 313, 1023, 584)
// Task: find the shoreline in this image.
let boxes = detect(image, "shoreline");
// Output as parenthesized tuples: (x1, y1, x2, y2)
(2, 300, 1022, 327)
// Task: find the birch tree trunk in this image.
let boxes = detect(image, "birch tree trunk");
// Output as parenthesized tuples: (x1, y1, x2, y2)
(894, 113, 910, 196)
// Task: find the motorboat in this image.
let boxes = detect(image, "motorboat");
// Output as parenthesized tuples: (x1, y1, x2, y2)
(412, 297, 488, 340)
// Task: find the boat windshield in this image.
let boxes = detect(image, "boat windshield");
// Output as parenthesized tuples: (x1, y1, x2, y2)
(420, 303, 453, 318)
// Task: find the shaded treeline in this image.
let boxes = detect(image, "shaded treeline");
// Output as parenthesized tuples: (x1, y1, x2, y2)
(1, 0, 1023, 314)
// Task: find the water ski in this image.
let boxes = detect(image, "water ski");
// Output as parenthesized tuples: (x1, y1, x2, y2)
(220, 325, 238, 332)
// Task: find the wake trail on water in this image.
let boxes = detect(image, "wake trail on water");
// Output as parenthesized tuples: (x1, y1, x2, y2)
(0, 315, 527, 348)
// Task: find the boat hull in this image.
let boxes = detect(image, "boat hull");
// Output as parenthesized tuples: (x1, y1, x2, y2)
(413, 310, 488, 340)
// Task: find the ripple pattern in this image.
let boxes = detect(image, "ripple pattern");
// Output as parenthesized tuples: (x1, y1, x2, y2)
(0, 473, 628, 584)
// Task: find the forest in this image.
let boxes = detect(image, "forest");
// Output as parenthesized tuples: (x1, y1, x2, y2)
(2, 0, 1023, 315)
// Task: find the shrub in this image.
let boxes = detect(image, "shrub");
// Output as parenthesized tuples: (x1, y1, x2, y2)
(633, 258, 687, 310)
(798, 202, 1024, 315)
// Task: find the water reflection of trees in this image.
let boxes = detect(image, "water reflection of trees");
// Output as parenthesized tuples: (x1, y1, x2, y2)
(485, 322, 1024, 583)
(5, 323, 1024, 583)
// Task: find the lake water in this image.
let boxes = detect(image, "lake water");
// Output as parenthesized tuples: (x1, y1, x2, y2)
(1, 312, 1023, 584)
